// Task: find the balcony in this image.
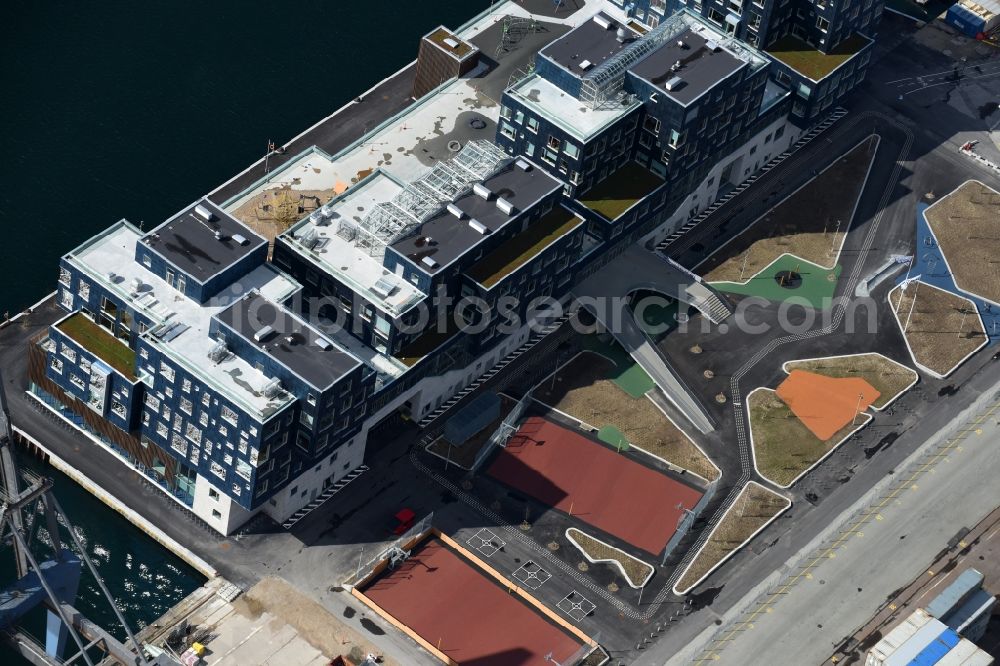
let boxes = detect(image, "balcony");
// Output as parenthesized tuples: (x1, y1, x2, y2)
(56, 313, 136, 380)
(466, 208, 584, 289)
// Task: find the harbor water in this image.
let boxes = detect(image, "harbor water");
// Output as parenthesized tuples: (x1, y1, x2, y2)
(1, 0, 490, 661)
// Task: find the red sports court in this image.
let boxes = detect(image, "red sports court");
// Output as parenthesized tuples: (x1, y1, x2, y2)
(360, 536, 586, 665)
(487, 416, 703, 554)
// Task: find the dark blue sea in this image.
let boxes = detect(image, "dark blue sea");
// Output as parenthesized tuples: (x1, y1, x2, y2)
(1, 0, 490, 660)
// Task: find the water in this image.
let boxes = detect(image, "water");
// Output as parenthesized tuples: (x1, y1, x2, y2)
(0, 0, 491, 661)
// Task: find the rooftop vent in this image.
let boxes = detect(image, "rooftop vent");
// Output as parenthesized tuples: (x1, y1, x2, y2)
(706, 40, 720, 52)
(421, 256, 439, 270)
(443, 37, 460, 49)
(665, 76, 684, 91)
(232, 234, 249, 246)
(468, 219, 490, 235)
(315, 337, 333, 351)
(579, 59, 594, 71)
(309, 211, 324, 224)
(677, 40, 687, 48)
(263, 378, 283, 399)
(593, 14, 612, 29)
(208, 340, 228, 363)
(372, 275, 399, 299)
(193, 204, 213, 222)
(616, 27, 628, 43)
(472, 183, 493, 200)
(515, 158, 532, 171)
(253, 325, 275, 342)
(671, 60, 682, 72)
(496, 197, 516, 215)
(129, 277, 143, 295)
(446, 203, 465, 219)
(213, 231, 224, 241)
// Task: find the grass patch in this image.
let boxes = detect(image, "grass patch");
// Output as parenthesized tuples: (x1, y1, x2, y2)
(766, 33, 871, 81)
(712, 254, 841, 309)
(701, 135, 876, 289)
(579, 162, 664, 221)
(467, 207, 583, 288)
(566, 528, 654, 588)
(535, 351, 718, 480)
(56, 313, 136, 379)
(580, 334, 655, 398)
(597, 425, 631, 451)
(748, 388, 868, 487)
(925, 181, 1000, 305)
(675, 482, 789, 593)
(784, 353, 917, 409)
(889, 281, 987, 378)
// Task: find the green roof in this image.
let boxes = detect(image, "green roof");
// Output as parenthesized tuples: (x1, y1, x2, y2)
(766, 33, 870, 82)
(57, 313, 137, 379)
(466, 207, 583, 289)
(580, 162, 664, 221)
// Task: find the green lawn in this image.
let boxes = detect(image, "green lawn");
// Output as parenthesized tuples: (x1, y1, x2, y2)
(766, 33, 871, 81)
(57, 313, 136, 379)
(711, 254, 841, 309)
(597, 424, 632, 451)
(466, 208, 583, 288)
(581, 334, 655, 398)
(580, 162, 664, 221)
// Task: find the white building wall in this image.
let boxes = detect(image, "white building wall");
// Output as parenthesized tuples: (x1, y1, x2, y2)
(192, 474, 256, 535)
(642, 116, 799, 247)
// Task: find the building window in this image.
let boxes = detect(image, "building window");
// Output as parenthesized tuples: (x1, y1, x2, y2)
(179, 397, 193, 415)
(221, 405, 239, 427)
(208, 488, 220, 500)
(500, 105, 513, 120)
(526, 116, 540, 133)
(159, 362, 175, 383)
(210, 462, 226, 480)
(541, 148, 557, 166)
(525, 141, 535, 157)
(61, 346, 76, 363)
(59, 268, 72, 287)
(171, 434, 188, 457)
(499, 121, 516, 140)
(185, 423, 202, 444)
(564, 142, 580, 159)
(816, 16, 829, 31)
(643, 116, 661, 135)
(142, 254, 152, 268)
(156, 422, 168, 439)
(78, 280, 90, 300)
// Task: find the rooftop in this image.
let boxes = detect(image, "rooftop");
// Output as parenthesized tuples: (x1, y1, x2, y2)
(425, 27, 477, 60)
(140, 199, 267, 285)
(216, 292, 360, 390)
(580, 161, 664, 220)
(766, 33, 872, 82)
(390, 161, 562, 273)
(69, 222, 300, 419)
(56, 312, 137, 379)
(509, 74, 641, 141)
(282, 172, 427, 318)
(630, 28, 745, 106)
(542, 13, 641, 77)
(467, 206, 585, 288)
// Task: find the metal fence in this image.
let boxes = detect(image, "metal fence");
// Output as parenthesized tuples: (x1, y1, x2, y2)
(345, 512, 435, 587)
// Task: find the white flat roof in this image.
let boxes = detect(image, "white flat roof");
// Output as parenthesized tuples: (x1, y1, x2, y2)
(509, 74, 640, 141)
(283, 172, 427, 318)
(68, 223, 302, 420)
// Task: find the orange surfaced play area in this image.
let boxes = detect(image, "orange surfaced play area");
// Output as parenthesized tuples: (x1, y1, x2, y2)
(776, 369, 880, 440)
(487, 416, 703, 555)
(356, 533, 591, 666)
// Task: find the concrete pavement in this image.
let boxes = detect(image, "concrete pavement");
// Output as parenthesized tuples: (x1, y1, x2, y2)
(659, 376, 1000, 664)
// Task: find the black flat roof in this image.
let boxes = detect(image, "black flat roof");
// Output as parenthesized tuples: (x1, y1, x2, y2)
(140, 199, 266, 284)
(629, 29, 744, 106)
(390, 161, 561, 273)
(541, 14, 640, 78)
(217, 293, 359, 390)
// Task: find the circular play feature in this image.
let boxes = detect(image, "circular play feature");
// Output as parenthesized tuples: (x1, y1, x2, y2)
(774, 270, 803, 289)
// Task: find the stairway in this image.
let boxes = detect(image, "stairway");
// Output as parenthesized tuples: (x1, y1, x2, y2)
(281, 464, 369, 530)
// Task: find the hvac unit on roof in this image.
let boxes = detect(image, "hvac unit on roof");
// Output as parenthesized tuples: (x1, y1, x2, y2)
(232, 234, 250, 246)
(616, 27, 628, 43)
(443, 37, 461, 49)
(579, 59, 594, 70)
(263, 378, 283, 399)
(421, 256, 439, 269)
(472, 183, 493, 200)
(447, 203, 465, 219)
(253, 325, 275, 342)
(706, 40, 720, 52)
(207, 340, 229, 363)
(515, 158, 532, 171)
(129, 277, 143, 295)
(371, 275, 399, 299)
(315, 337, 333, 351)
(468, 219, 490, 235)
(593, 14, 612, 29)
(194, 204, 213, 222)
(665, 76, 684, 91)
(495, 197, 515, 215)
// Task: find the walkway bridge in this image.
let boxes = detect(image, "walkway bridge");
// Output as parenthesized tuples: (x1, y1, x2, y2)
(573, 246, 731, 434)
